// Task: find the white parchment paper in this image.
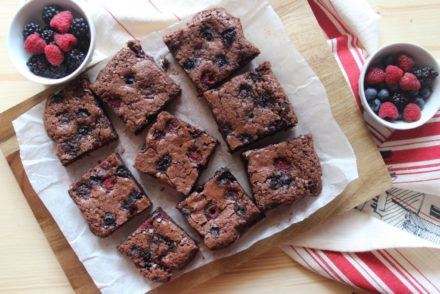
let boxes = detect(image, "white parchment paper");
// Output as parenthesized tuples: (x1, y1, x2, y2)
(13, 0, 358, 293)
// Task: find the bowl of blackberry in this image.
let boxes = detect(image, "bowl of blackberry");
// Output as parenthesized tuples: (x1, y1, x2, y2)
(8, 0, 95, 85)
(359, 43, 439, 130)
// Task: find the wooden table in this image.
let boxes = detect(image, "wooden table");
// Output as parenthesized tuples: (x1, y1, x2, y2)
(0, 1, 438, 293)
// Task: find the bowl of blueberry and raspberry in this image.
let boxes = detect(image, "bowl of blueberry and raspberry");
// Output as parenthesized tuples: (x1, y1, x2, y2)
(359, 43, 439, 130)
(8, 0, 95, 85)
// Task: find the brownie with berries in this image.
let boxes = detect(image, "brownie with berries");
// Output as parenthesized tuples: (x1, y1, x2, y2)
(134, 111, 218, 195)
(242, 134, 322, 211)
(163, 8, 260, 92)
(177, 168, 260, 250)
(44, 76, 118, 166)
(91, 41, 181, 133)
(118, 207, 198, 282)
(204, 62, 298, 152)
(68, 153, 151, 238)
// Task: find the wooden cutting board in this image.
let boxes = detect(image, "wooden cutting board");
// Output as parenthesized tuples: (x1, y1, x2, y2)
(0, 0, 392, 292)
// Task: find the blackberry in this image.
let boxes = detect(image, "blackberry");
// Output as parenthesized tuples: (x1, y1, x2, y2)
(42, 5, 62, 25)
(77, 37, 91, 52)
(40, 27, 55, 43)
(23, 22, 41, 39)
(27, 55, 48, 76)
(65, 49, 86, 73)
(412, 66, 439, 86)
(390, 92, 409, 112)
(70, 18, 90, 38)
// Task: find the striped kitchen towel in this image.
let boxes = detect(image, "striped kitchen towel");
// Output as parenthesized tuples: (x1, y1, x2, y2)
(282, 1, 440, 293)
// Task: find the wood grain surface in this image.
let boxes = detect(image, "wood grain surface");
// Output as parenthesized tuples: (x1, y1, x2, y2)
(4, 0, 438, 292)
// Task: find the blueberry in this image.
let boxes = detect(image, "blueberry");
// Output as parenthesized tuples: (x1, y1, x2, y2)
(190, 128, 204, 139)
(103, 212, 116, 226)
(116, 166, 130, 178)
(420, 87, 432, 99)
(365, 88, 377, 101)
(267, 176, 282, 190)
(213, 55, 228, 68)
(153, 235, 164, 244)
(382, 55, 395, 66)
(234, 204, 247, 217)
(124, 75, 135, 84)
(369, 98, 381, 113)
(414, 97, 425, 110)
(76, 184, 90, 199)
(129, 247, 140, 257)
(205, 203, 220, 219)
(254, 93, 272, 108)
(280, 174, 292, 186)
(377, 89, 390, 101)
(76, 108, 90, 118)
(220, 28, 236, 46)
(166, 239, 176, 250)
(156, 155, 172, 172)
(237, 133, 253, 143)
(77, 125, 92, 137)
(129, 191, 143, 202)
(56, 113, 72, 124)
(239, 84, 252, 97)
(216, 170, 235, 185)
(201, 27, 214, 41)
(210, 227, 220, 237)
(88, 176, 102, 186)
(183, 59, 196, 71)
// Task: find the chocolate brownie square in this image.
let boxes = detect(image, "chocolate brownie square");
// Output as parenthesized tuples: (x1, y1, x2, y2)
(44, 75, 118, 166)
(242, 135, 322, 211)
(177, 168, 260, 250)
(134, 111, 218, 195)
(118, 208, 199, 283)
(204, 62, 298, 152)
(68, 153, 151, 237)
(163, 8, 260, 92)
(91, 41, 181, 133)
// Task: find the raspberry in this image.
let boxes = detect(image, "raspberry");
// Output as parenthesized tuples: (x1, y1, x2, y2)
(50, 11, 73, 33)
(54, 33, 78, 52)
(378, 102, 398, 121)
(385, 65, 404, 88)
(365, 67, 385, 85)
(24, 33, 47, 54)
(396, 54, 415, 72)
(403, 103, 421, 122)
(400, 73, 421, 91)
(44, 44, 64, 66)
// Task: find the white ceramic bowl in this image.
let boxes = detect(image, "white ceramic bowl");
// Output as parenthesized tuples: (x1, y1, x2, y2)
(359, 43, 440, 130)
(7, 0, 96, 85)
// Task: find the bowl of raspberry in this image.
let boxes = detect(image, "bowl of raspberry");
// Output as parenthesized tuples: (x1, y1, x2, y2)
(359, 43, 439, 130)
(8, 0, 96, 85)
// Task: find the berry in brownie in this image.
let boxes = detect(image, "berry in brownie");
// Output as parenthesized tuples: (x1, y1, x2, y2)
(242, 134, 322, 211)
(163, 8, 260, 92)
(69, 153, 151, 237)
(118, 208, 198, 282)
(134, 111, 218, 195)
(91, 41, 181, 133)
(177, 168, 260, 250)
(44, 76, 118, 166)
(204, 62, 298, 152)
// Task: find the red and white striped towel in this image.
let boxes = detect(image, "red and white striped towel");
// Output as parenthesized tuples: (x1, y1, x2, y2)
(282, 1, 440, 293)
